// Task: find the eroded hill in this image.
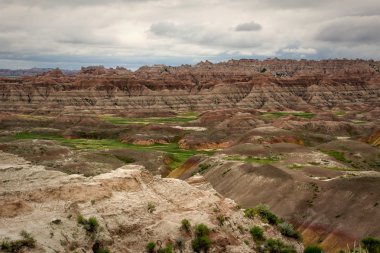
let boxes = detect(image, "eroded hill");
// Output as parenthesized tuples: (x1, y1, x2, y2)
(0, 59, 379, 115)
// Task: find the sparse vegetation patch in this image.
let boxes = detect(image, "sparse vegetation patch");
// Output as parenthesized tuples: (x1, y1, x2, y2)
(225, 155, 280, 164)
(77, 215, 99, 233)
(100, 113, 198, 125)
(0, 231, 36, 253)
(250, 226, 265, 241)
(192, 224, 212, 253)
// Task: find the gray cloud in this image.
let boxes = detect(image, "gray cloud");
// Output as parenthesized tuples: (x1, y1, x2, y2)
(316, 15, 380, 44)
(150, 22, 178, 37)
(234, 21, 262, 32)
(149, 21, 263, 49)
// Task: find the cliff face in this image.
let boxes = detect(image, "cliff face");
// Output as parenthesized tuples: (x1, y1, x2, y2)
(0, 59, 379, 114)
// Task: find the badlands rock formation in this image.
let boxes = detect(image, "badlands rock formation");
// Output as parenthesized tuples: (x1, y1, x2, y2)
(0, 151, 302, 253)
(0, 59, 379, 115)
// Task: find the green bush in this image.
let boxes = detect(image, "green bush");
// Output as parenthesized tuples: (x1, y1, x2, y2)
(86, 217, 99, 233)
(244, 208, 255, 219)
(181, 219, 191, 233)
(255, 204, 280, 225)
(250, 226, 265, 241)
(146, 242, 155, 253)
(304, 245, 323, 253)
(157, 243, 174, 253)
(362, 237, 380, 253)
(77, 214, 86, 225)
(192, 224, 212, 252)
(77, 215, 99, 233)
(278, 222, 302, 240)
(265, 238, 296, 253)
(194, 224, 210, 237)
(0, 230, 36, 253)
(192, 236, 211, 253)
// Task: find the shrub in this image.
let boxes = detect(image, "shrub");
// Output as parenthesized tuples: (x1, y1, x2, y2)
(198, 163, 211, 173)
(85, 217, 99, 233)
(77, 214, 86, 225)
(255, 204, 280, 225)
(192, 224, 211, 253)
(181, 219, 191, 233)
(278, 222, 302, 240)
(175, 237, 185, 251)
(362, 237, 380, 253)
(265, 238, 297, 253)
(146, 242, 155, 253)
(192, 236, 211, 253)
(0, 230, 36, 253)
(244, 208, 255, 219)
(157, 243, 174, 253)
(217, 215, 225, 226)
(304, 245, 323, 253)
(250, 226, 265, 241)
(194, 224, 210, 237)
(77, 215, 99, 233)
(147, 203, 156, 213)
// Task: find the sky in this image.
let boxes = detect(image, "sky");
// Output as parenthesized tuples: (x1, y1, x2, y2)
(0, 0, 379, 69)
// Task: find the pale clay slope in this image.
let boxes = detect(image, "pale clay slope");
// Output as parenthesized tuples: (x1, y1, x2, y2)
(0, 151, 302, 253)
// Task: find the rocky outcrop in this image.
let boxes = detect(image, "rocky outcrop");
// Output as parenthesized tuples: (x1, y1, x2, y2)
(0, 151, 303, 253)
(0, 59, 379, 115)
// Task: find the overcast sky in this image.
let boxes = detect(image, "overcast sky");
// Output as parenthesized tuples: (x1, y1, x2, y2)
(0, 0, 379, 69)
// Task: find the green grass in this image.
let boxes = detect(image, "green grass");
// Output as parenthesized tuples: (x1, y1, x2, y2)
(334, 111, 346, 116)
(321, 150, 351, 164)
(323, 166, 355, 171)
(351, 120, 368, 124)
(225, 155, 280, 164)
(100, 112, 198, 125)
(261, 111, 315, 119)
(13, 132, 213, 170)
(287, 163, 304, 170)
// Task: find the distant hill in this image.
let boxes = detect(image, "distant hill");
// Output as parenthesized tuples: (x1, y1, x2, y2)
(0, 68, 78, 77)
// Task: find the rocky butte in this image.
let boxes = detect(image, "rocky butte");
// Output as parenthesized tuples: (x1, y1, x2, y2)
(0, 59, 379, 253)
